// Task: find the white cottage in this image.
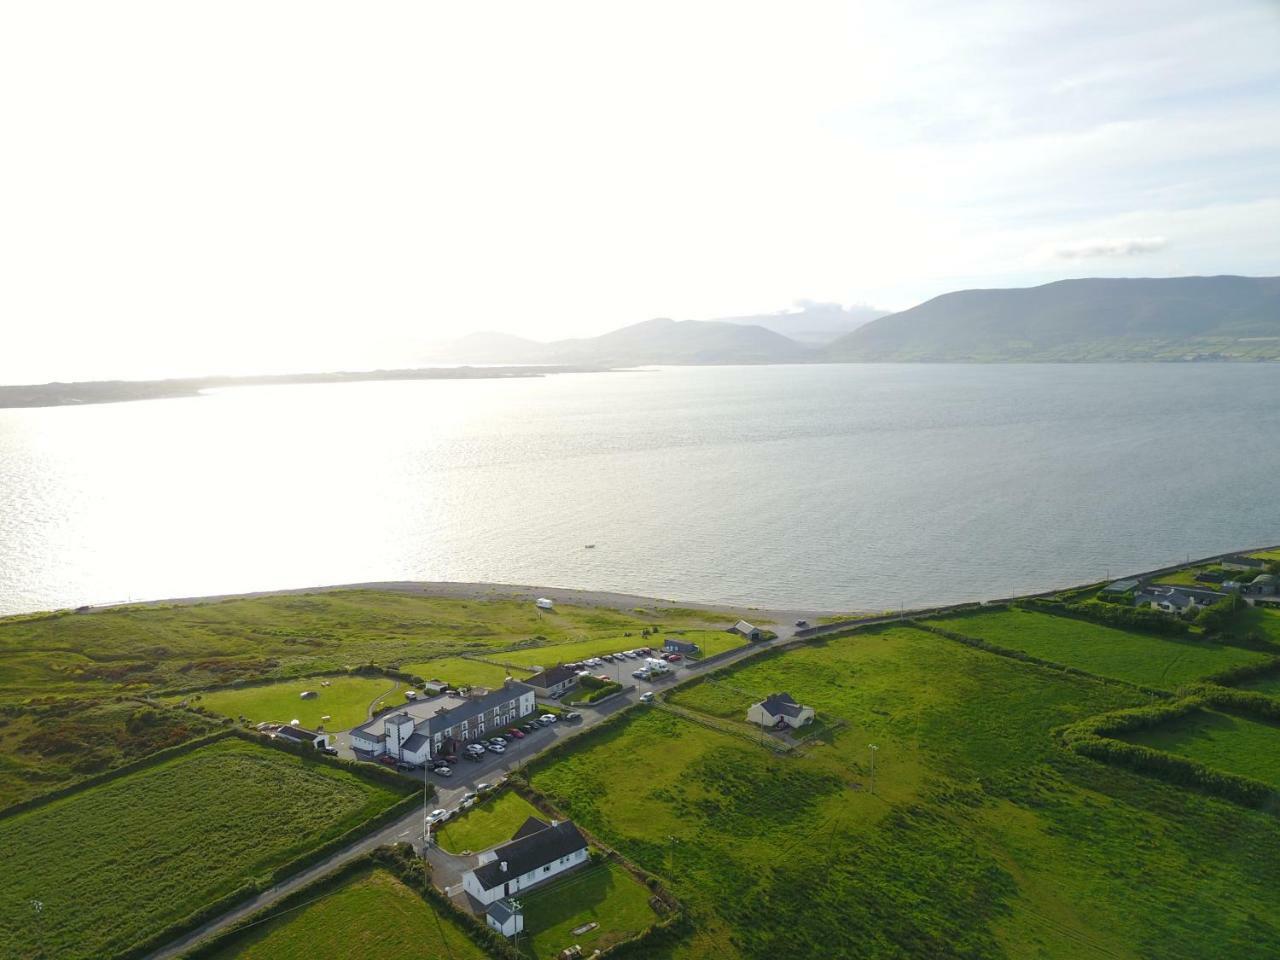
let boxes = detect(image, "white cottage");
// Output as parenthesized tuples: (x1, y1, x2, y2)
(462, 818, 589, 906)
(486, 898, 524, 937)
(747, 692, 815, 729)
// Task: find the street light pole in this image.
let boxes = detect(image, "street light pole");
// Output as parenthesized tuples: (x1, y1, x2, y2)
(868, 744, 878, 796)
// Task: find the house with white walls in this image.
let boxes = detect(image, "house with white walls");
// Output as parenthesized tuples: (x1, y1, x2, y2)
(462, 817, 589, 906)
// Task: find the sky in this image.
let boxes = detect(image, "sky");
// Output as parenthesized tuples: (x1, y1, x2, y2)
(2, 0, 1278, 383)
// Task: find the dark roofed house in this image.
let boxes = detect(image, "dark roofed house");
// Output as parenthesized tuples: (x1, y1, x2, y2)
(273, 724, 331, 749)
(1222, 554, 1266, 571)
(728, 620, 762, 641)
(747, 692, 815, 729)
(1101, 578, 1141, 594)
(462, 819, 589, 905)
(525, 664, 579, 698)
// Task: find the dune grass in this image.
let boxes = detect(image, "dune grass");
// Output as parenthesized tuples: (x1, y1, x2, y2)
(184, 674, 397, 731)
(0, 737, 406, 960)
(923, 608, 1271, 687)
(520, 860, 658, 959)
(199, 866, 488, 960)
(435, 790, 544, 854)
(529, 625, 1280, 960)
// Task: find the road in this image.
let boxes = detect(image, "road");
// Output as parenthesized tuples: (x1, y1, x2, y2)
(144, 611, 848, 960)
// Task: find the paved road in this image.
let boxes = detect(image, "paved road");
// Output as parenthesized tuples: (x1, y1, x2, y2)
(144, 613, 836, 960)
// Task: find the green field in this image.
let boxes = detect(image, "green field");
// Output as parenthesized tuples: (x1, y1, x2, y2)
(185, 675, 399, 731)
(924, 608, 1271, 687)
(200, 866, 488, 960)
(0, 737, 407, 960)
(1120, 708, 1280, 787)
(401, 656, 534, 689)
(0, 590, 728, 704)
(529, 625, 1280, 960)
(1151, 566, 1221, 587)
(1236, 669, 1280, 696)
(435, 790, 544, 854)
(521, 860, 658, 959)
(495, 636, 667, 669)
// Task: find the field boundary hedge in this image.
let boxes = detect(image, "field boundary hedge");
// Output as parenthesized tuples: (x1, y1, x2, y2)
(1203, 655, 1280, 689)
(1017, 596, 1192, 637)
(1059, 690, 1280, 811)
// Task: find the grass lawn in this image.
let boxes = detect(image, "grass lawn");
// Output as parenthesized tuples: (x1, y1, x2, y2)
(529, 625, 1280, 960)
(199, 866, 487, 960)
(923, 608, 1271, 687)
(1120, 708, 1280, 787)
(435, 790, 544, 854)
(184, 675, 398, 731)
(677, 629, 750, 658)
(495, 636, 667, 669)
(401, 656, 534, 689)
(0, 737, 408, 960)
(520, 860, 658, 959)
(1151, 566, 1222, 587)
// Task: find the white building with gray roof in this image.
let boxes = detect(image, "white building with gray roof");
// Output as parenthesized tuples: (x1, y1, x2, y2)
(348, 680, 536, 764)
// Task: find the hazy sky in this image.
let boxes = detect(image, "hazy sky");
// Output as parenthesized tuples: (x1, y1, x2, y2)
(3, 1, 1278, 382)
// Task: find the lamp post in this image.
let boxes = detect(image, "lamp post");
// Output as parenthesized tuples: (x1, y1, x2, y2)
(868, 744, 879, 796)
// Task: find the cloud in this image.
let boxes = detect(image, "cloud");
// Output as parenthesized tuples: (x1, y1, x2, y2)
(1052, 236, 1168, 259)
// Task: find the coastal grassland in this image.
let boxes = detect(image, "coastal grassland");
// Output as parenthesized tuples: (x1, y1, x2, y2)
(401, 656, 534, 689)
(489, 635, 668, 669)
(520, 860, 659, 959)
(180, 674, 399, 730)
(0, 590, 727, 704)
(529, 626, 1280, 960)
(0, 698, 219, 810)
(0, 737, 407, 960)
(1151, 566, 1220, 587)
(435, 789, 544, 854)
(1118, 708, 1280, 787)
(922, 608, 1272, 687)
(197, 866, 488, 960)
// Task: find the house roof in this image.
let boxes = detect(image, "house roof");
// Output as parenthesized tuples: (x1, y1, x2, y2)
(487, 899, 520, 924)
(470, 820, 587, 891)
(758, 692, 803, 718)
(1254, 574, 1277, 584)
(1102, 578, 1141, 593)
(512, 816, 550, 840)
(526, 665, 578, 689)
(350, 681, 535, 743)
(274, 725, 321, 742)
(664, 639, 699, 652)
(1224, 554, 1265, 568)
(401, 732, 429, 753)
(731, 620, 758, 634)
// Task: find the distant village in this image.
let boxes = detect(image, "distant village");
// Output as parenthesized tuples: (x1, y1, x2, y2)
(1101, 553, 1279, 615)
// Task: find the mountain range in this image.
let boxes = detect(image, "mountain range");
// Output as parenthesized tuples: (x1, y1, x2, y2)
(423, 276, 1280, 366)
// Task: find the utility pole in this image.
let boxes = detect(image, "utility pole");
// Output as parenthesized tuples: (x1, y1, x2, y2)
(667, 835, 678, 877)
(30, 899, 44, 960)
(868, 744, 879, 796)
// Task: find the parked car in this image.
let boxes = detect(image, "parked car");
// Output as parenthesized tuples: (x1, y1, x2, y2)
(433, 766, 452, 777)
(462, 752, 482, 763)
(489, 736, 507, 745)
(426, 808, 448, 824)
(477, 782, 494, 792)
(487, 742, 506, 753)
(465, 743, 487, 755)
(506, 728, 525, 739)
(640, 692, 655, 703)
(379, 755, 398, 767)
(596, 673, 611, 683)
(522, 723, 538, 733)
(564, 711, 582, 721)
(795, 619, 809, 628)
(395, 761, 418, 772)
(539, 713, 558, 723)
(462, 790, 478, 803)
(429, 759, 450, 770)
(664, 653, 682, 662)
(632, 669, 649, 679)
(321, 747, 339, 756)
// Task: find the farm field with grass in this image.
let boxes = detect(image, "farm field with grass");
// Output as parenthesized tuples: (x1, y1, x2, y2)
(182, 674, 399, 730)
(493, 635, 670, 669)
(1119, 708, 1280, 787)
(198, 866, 487, 960)
(530, 625, 1280, 960)
(435, 789, 544, 854)
(402, 656, 534, 689)
(923, 608, 1272, 687)
(0, 737, 408, 960)
(520, 860, 659, 959)
(0, 590, 728, 704)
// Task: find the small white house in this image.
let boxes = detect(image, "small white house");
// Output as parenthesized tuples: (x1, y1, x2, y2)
(486, 898, 524, 938)
(526, 664, 579, 698)
(747, 692, 814, 730)
(462, 818, 589, 905)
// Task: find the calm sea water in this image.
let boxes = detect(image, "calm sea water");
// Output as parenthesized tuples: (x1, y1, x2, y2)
(1, 364, 1278, 616)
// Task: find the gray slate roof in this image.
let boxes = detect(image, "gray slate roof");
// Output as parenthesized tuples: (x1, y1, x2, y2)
(665, 639, 700, 653)
(526, 665, 578, 689)
(419, 681, 535, 737)
(487, 899, 520, 924)
(759, 692, 803, 718)
(471, 820, 587, 891)
(401, 732, 429, 752)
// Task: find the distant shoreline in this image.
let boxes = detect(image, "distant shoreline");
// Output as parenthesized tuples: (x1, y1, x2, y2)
(0, 365, 609, 409)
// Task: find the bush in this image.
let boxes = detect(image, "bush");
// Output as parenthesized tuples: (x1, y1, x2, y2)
(1023, 598, 1190, 636)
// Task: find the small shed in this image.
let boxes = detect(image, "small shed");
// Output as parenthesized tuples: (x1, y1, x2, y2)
(486, 898, 524, 937)
(728, 620, 762, 641)
(535, 598, 555, 611)
(663, 638, 700, 656)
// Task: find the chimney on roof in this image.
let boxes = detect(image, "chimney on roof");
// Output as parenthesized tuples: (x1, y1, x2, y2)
(500, 861, 508, 873)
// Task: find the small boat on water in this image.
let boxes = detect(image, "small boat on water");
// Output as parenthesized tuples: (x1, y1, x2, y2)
(585, 544, 596, 549)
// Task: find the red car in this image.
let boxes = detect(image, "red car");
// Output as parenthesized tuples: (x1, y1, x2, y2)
(379, 755, 398, 767)
(664, 653, 682, 662)
(596, 674, 611, 683)
(506, 728, 525, 739)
